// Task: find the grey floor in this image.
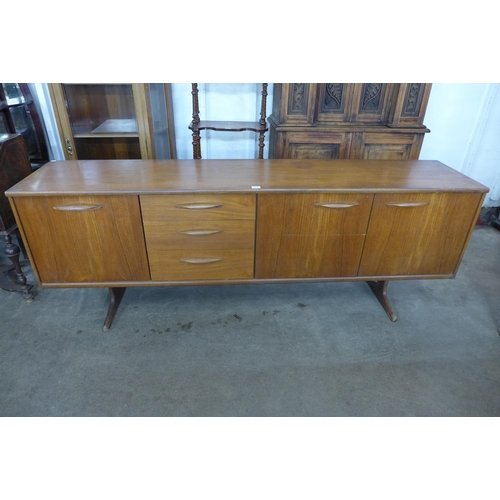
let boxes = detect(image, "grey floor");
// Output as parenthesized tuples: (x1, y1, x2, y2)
(1, 226, 500, 417)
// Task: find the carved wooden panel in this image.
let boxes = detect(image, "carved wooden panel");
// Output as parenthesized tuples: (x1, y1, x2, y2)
(388, 83, 432, 127)
(316, 83, 355, 123)
(322, 84, 344, 111)
(288, 83, 309, 114)
(402, 83, 424, 116)
(349, 83, 395, 123)
(274, 83, 315, 124)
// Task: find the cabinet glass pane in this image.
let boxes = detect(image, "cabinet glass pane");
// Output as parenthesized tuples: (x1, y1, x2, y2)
(2, 83, 25, 105)
(10, 106, 42, 158)
(0, 113, 9, 134)
(148, 83, 172, 159)
(74, 137, 141, 160)
(62, 84, 138, 137)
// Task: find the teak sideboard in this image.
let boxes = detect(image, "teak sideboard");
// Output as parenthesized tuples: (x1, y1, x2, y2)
(6, 159, 488, 330)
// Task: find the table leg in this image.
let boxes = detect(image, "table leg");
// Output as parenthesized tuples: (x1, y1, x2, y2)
(366, 280, 398, 322)
(2, 233, 34, 302)
(103, 287, 127, 331)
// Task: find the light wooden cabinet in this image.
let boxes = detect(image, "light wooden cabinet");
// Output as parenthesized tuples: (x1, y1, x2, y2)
(12, 194, 150, 283)
(269, 83, 431, 160)
(255, 193, 373, 278)
(141, 194, 256, 281)
(7, 159, 487, 330)
(49, 83, 176, 160)
(359, 192, 483, 276)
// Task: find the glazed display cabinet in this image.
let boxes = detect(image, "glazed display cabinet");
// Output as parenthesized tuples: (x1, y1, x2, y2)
(49, 83, 176, 160)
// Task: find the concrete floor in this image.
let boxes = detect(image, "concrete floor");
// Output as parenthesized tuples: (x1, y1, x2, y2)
(1, 226, 500, 417)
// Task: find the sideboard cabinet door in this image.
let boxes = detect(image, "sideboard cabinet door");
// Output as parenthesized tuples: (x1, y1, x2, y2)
(13, 195, 150, 284)
(255, 193, 373, 279)
(358, 192, 483, 277)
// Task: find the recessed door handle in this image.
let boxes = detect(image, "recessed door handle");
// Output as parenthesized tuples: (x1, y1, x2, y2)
(53, 204, 102, 211)
(175, 203, 223, 210)
(386, 202, 429, 208)
(314, 202, 359, 209)
(180, 257, 223, 264)
(177, 229, 223, 236)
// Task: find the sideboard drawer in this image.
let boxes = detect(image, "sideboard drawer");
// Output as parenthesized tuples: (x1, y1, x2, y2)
(140, 194, 256, 221)
(149, 249, 255, 281)
(143, 219, 255, 251)
(141, 193, 256, 281)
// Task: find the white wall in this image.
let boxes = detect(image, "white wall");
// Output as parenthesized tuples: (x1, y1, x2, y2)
(420, 83, 500, 206)
(172, 83, 273, 160)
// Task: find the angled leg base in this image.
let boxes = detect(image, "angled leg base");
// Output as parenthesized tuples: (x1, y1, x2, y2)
(103, 287, 127, 331)
(366, 280, 398, 322)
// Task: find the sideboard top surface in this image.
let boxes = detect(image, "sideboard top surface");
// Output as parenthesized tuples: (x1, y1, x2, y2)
(6, 159, 489, 196)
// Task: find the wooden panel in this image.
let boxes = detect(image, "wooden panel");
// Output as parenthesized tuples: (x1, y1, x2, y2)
(358, 192, 483, 277)
(316, 84, 355, 123)
(141, 194, 256, 221)
(353, 132, 422, 160)
(283, 131, 351, 159)
(12, 195, 150, 283)
(0, 135, 32, 231)
(143, 219, 255, 250)
(74, 137, 141, 160)
(280, 83, 316, 124)
(149, 249, 254, 281)
(388, 83, 432, 127)
(349, 83, 395, 124)
(255, 193, 373, 278)
(7, 160, 489, 196)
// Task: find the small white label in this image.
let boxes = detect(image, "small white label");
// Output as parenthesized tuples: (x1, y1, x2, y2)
(251, 185, 261, 189)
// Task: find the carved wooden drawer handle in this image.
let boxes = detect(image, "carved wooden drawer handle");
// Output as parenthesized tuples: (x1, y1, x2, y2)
(180, 257, 223, 264)
(175, 203, 223, 210)
(386, 202, 429, 208)
(53, 204, 103, 211)
(314, 202, 359, 209)
(177, 229, 223, 236)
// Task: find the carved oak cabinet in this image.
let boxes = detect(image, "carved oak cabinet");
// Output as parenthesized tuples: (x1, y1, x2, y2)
(268, 84, 432, 160)
(6, 159, 487, 330)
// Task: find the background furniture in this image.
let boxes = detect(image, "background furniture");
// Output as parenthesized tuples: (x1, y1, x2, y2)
(0, 83, 49, 169)
(7, 159, 487, 329)
(189, 83, 268, 159)
(49, 83, 176, 160)
(268, 83, 432, 159)
(0, 134, 34, 300)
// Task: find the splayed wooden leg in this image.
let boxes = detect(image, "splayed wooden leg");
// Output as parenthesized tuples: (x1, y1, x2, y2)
(103, 287, 127, 331)
(366, 280, 397, 322)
